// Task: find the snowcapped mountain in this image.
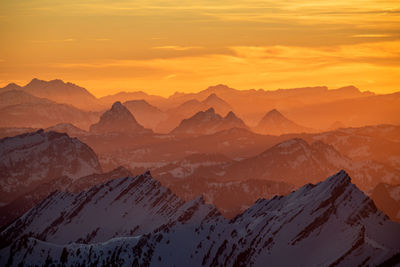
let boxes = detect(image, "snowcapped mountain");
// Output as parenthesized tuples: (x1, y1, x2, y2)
(123, 99, 167, 130)
(371, 183, 400, 223)
(0, 130, 102, 206)
(1, 171, 399, 266)
(254, 108, 311, 135)
(171, 108, 247, 135)
(90, 101, 151, 134)
(0, 166, 131, 228)
(0, 171, 219, 246)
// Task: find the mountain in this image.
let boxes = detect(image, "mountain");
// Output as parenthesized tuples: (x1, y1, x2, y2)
(285, 92, 400, 129)
(168, 84, 375, 127)
(99, 91, 169, 109)
(0, 166, 132, 228)
(0, 90, 99, 130)
(45, 123, 88, 137)
(370, 183, 400, 223)
(171, 108, 247, 135)
(89, 102, 151, 134)
(0, 171, 219, 246)
(2, 171, 399, 266)
(201, 93, 232, 116)
(0, 90, 52, 109)
(224, 138, 400, 190)
(123, 99, 166, 130)
(155, 94, 233, 133)
(1, 78, 104, 111)
(0, 130, 102, 206)
(254, 109, 311, 135)
(308, 124, 400, 168)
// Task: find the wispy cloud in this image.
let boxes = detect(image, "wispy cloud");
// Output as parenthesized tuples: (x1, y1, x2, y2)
(352, 34, 392, 38)
(152, 46, 203, 51)
(30, 38, 76, 43)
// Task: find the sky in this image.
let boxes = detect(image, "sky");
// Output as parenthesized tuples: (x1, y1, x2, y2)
(0, 0, 399, 97)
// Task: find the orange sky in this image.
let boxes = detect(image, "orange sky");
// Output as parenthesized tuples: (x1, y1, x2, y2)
(0, 0, 399, 97)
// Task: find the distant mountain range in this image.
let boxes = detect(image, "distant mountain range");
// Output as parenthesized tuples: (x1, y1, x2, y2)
(0, 78, 104, 111)
(1, 170, 399, 266)
(1, 78, 400, 132)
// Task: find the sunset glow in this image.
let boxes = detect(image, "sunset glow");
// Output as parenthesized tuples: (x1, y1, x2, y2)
(1, 0, 399, 96)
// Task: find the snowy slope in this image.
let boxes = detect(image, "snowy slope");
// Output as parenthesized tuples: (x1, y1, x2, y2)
(0, 166, 131, 228)
(1, 171, 399, 266)
(0, 171, 219, 246)
(0, 130, 101, 206)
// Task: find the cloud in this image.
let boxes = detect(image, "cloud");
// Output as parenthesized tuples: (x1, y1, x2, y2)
(352, 34, 391, 38)
(30, 38, 76, 43)
(152, 46, 203, 51)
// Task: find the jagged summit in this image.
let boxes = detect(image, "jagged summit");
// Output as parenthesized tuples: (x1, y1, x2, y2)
(90, 101, 150, 134)
(0, 171, 220, 246)
(3, 170, 399, 266)
(171, 107, 247, 135)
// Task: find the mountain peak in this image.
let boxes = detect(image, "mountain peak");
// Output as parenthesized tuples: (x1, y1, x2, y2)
(205, 107, 216, 114)
(255, 109, 310, 135)
(111, 101, 124, 110)
(265, 108, 283, 117)
(90, 102, 149, 134)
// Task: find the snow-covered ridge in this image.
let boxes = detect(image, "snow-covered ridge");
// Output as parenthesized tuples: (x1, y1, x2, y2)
(1, 170, 399, 266)
(0, 171, 220, 246)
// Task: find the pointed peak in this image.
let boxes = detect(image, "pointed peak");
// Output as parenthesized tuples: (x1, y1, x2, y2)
(205, 93, 219, 100)
(327, 169, 351, 185)
(111, 101, 124, 109)
(266, 108, 283, 117)
(205, 107, 215, 114)
(225, 110, 237, 118)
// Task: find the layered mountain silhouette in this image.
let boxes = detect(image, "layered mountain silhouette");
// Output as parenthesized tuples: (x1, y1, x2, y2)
(46, 123, 88, 137)
(1, 171, 399, 266)
(90, 102, 151, 134)
(0, 90, 98, 129)
(123, 99, 166, 129)
(155, 94, 233, 133)
(0, 130, 102, 206)
(171, 108, 247, 135)
(254, 109, 311, 135)
(0, 78, 104, 111)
